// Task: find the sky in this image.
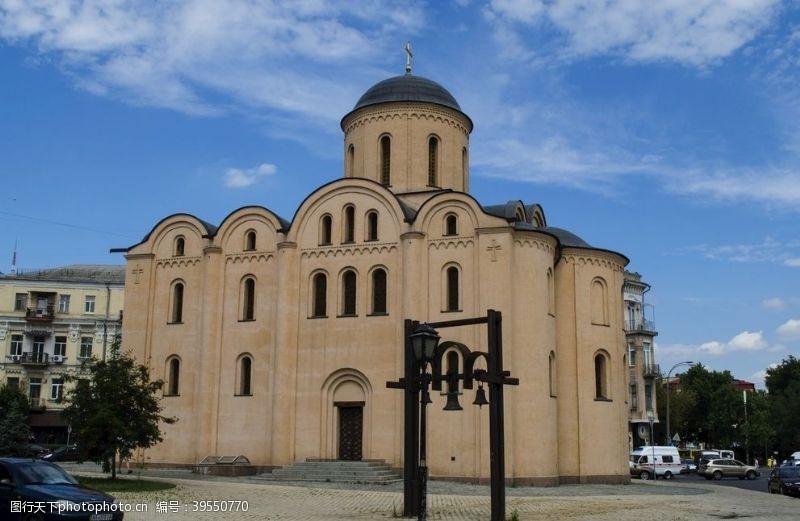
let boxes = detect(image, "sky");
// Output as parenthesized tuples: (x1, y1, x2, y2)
(1, 0, 799, 388)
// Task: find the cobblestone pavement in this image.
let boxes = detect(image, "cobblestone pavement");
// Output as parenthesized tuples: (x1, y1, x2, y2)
(59, 465, 799, 521)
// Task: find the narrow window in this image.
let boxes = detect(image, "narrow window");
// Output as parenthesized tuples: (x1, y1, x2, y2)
(366, 211, 378, 241)
(549, 351, 557, 397)
(54, 336, 67, 357)
(591, 278, 609, 325)
(50, 378, 64, 401)
(320, 215, 332, 245)
(80, 337, 93, 358)
(462, 147, 468, 190)
(313, 273, 327, 317)
(445, 214, 458, 236)
(372, 268, 387, 314)
(238, 356, 252, 396)
(344, 206, 355, 243)
(428, 136, 439, 186)
(10, 335, 23, 356)
(58, 294, 70, 313)
(380, 135, 391, 186)
(347, 144, 355, 177)
(242, 277, 256, 321)
(175, 236, 185, 256)
(245, 230, 257, 251)
(167, 357, 180, 395)
(595, 353, 608, 399)
(446, 266, 459, 311)
(171, 282, 184, 323)
(342, 270, 357, 316)
(547, 268, 555, 316)
(84, 295, 96, 313)
(14, 293, 27, 311)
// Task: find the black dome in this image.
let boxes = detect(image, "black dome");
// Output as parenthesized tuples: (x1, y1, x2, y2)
(352, 74, 462, 112)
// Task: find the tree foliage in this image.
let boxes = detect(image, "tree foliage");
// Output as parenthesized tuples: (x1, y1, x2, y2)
(62, 344, 175, 478)
(765, 356, 800, 452)
(0, 384, 30, 456)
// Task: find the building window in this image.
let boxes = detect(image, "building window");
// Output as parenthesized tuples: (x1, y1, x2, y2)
(170, 281, 184, 323)
(341, 270, 357, 316)
(312, 273, 327, 317)
(645, 382, 653, 411)
(595, 352, 609, 400)
(444, 214, 458, 236)
(643, 342, 653, 370)
(549, 351, 557, 397)
(10, 334, 23, 356)
(244, 230, 257, 251)
(371, 268, 387, 314)
(241, 277, 256, 321)
(58, 294, 70, 313)
(14, 293, 27, 311)
(630, 384, 638, 409)
(343, 205, 355, 243)
(347, 144, 355, 177)
(6, 377, 19, 390)
(50, 378, 64, 401)
(29, 378, 41, 405)
(547, 268, 555, 316)
(84, 295, 96, 314)
(462, 147, 468, 190)
(174, 236, 185, 256)
(428, 136, 439, 186)
(446, 266, 460, 312)
(628, 344, 636, 367)
(380, 135, 391, 186)
(54, 336, 67, 357)
(80, 337, 93, 358)
(320, 214, 333, 245)
(366, 211, 378, 241)
(166, 357, 180, 396)
(237, 355, 253, 396)
(32, 337, 45, 355)
(591, 278, 609, 325)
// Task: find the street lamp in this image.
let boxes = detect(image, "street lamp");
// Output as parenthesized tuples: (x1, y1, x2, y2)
(408, 323, 440, 521)
(666, 361, 694, 446)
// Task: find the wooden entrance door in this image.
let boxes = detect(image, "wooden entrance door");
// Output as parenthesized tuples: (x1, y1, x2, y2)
(338, 405, 363, 461)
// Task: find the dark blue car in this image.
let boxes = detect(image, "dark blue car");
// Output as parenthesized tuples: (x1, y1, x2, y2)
(0, 458, 123, 520)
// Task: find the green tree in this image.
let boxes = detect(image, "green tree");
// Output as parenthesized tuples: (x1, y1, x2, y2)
(765, 356, 800, 453)
(745, 390, 774, 463)
(63, 344, 175, 478)
(675, 364, 744, 449)
(0, 384, 30, 456)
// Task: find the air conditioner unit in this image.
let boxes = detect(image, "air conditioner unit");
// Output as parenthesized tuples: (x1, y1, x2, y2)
(10, 354, 21, 363)
(52, 355, 64, 363)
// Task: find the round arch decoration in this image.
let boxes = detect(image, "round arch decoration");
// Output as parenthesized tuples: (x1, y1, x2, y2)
(320, 368, 373, 460)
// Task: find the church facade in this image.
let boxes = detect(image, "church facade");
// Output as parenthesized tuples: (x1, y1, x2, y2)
(117, 70, 632, 485)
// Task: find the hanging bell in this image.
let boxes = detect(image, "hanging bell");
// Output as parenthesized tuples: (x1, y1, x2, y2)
(422, 389, 432, 405)
(472, 384, 489, 408)
(443, 390, 463, 411)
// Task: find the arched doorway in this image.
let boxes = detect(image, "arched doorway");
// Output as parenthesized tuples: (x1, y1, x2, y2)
(321, 369, 371, 461)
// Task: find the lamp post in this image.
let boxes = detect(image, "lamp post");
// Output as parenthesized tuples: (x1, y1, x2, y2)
(666, 361, 694, 446)
(408, 324, 440, 521)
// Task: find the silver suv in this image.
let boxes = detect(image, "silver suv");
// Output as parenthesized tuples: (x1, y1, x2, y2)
(699, 458, 759, 480)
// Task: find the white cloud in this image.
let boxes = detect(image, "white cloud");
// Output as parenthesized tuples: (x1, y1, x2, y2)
(785, 258, 800, 267)
(750, 363, 778, 388)
(777, 319, 800, 340)
(223, 163, 277, 188)
(675, 236, 800, 264)
(696, 330, 768, 355)
(665, 167, 800, 207)
(763, 297, 786, 310)
(487, 0, 780, 67)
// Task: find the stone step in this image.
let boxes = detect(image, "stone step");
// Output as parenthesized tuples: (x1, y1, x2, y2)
(257, 459, 402, 485)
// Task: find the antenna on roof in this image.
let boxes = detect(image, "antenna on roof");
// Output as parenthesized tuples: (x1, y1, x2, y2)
(404, 41, 413, 74)
(11, 239, 17, 275)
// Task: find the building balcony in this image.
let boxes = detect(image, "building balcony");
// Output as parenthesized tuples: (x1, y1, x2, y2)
(625, 318, 656, 333)
(25, 306, 55, 322)
(20, 352, 49, 367)
(643, 363, 660, 379)
(29, 397, 46, 410)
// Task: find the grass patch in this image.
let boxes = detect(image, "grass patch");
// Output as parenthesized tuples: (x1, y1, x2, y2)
(76, 476, 176, 493)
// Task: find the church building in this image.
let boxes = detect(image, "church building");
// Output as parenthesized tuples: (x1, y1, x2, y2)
(116, 65, 632, 485)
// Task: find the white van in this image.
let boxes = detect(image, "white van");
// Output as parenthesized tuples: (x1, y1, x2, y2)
(630, 446, 683, 480)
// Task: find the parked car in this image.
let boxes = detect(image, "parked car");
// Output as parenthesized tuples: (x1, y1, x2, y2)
(17, 443, 51, 458)
(681, 458, 697, 473)
(698, 458, 760, 480)
(768, 465, 800, 496)
(0, 457, 123, 520)
(630, 446, 683, 480)
(40, 445, 82, 463)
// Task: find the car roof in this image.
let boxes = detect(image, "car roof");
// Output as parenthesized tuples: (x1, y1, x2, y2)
(0, 457, 43, 464)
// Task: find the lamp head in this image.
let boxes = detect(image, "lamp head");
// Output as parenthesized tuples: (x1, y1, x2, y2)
(409, 323, 440, 363)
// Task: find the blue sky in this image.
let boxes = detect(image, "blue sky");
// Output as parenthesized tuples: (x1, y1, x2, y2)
(1, 0, 799, 387)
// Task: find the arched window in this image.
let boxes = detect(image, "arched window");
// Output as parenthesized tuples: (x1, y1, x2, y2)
(237, 355, 252, 396)
(347, 144, 355, 177)
(428, 136, 439, 186)
(241, 276, 256, 321)
(446, 266, 460, 312)
(380, 135, 391, 186)
(170, 281, 184, 323)
(547, 268, 555, 316)
(312, 272, 327, 317)
(166, 357, 180, 396)
(591, 278, 609, 325)
(462, 147, 468, 190)
(320, 214, 332, 245)
(445, 214, 458, 236)
(595, 352, 609, 399)
(343, 205, 355, 243)
(366, 211, 378, 241)
(549, 351, 557, 397)
(342, 270, 357, 316)
(174, 236, 185, 256)
(244, 230, 257, 251)
(371, 268, 387, 314)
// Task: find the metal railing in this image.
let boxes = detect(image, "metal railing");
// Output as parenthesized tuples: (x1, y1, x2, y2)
(643, 363, 660, 378)
(25, 305, 55, 321)
(20, 352, 50, 365)
(624, 318, 656, 332)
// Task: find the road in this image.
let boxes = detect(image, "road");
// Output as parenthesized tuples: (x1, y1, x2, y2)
(653, 471, 772, 494)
